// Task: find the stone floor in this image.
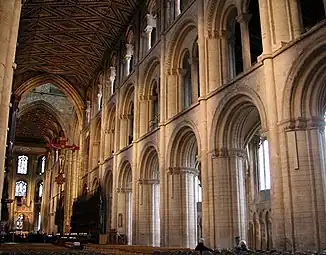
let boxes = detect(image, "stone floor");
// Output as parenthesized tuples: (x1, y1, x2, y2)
(0, 243, 104, 255)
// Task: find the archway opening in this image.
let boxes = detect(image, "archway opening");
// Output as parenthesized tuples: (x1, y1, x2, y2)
(169, 127, 201, 248)
(214, 96, 271, 248)
(299, 0, 326, 31)
(248, 0, 263, 65)
(118, 161, 132, 245)
(139, 146, 160, 246)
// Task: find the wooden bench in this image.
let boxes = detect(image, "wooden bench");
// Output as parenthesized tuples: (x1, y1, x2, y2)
(85, 244, 192, 255)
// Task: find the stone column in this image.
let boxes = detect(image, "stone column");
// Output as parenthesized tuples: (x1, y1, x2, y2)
(167, 167, 199, 248)
(125, 44, 134, 76)
(211, 148, 247, 248)
(85, 100, 91, 126)
(97, 84, 102, 112)
(206, 33, 220, 92)
(279, 118, 326, 250)
(145, 26, 153, 51)
(236, 13, 251, 70)
(166, 69, 178, 118)
(288, 0, 303, 39)
(0, 0, 23, 219)
(177, 68, 186, 111)
(258, 0, 272, 55)
(175, 0, 181, 17)
(110, 67, 116, 96)
(64, 150, 73, 233)
(136, 179, 158, 245)
(41, 153, 52, 233)
(139, 96, 149, 136)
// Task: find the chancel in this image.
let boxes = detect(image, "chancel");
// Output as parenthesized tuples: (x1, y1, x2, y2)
(0, 0, 326, 254)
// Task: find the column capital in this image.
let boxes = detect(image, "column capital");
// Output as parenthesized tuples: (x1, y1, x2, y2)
(138, 179, 159, 185)
(145, 25, 153, 34)
(236, 13, 251, 24)
(126, 44, 134, 57)
(283, 117, 325, 131)
(167, 68, 178, 75)
(167, 167, 199, 176)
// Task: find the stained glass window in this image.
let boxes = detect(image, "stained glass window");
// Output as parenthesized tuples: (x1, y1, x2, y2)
(15, 181, 27, 197)
(16, 214, 24, 230)
(17, 155, 28, 174)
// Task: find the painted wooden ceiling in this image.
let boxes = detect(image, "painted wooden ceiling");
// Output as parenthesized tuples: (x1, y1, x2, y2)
(15, 0, 141, 95)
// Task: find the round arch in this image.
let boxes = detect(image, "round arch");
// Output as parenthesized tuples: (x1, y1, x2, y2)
(118, 160, 132, 189)
(166, 121, 201, 168)
(121, 84, 134, 117)
(166, 19, 197, 70)
(139, 143, 159, 180)
(142, 56, 160, 97)
(14, 74, 84, 124)
(210, 86, 268, 152)
(282, 37, 326, 121)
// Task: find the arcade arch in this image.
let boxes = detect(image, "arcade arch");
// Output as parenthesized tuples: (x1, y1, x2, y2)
(117, 160, 133, 244)
(211, 92, 270, 248)
(167, 125, 202, 248)
(137, 145, 160, 246)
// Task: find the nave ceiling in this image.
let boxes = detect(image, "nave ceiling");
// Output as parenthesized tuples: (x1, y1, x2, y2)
(15, 0, 142, 96)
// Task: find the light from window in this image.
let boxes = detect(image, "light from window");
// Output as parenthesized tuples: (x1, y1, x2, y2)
(258, 139, 271, 190)
(37, 212, 41, 231)
(41, 156, 46, 174)
(17, 155, 28, 174)
(15, 181, 27, 197)
(38, 182, 43, 198)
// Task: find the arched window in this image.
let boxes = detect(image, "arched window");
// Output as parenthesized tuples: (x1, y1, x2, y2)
(248, 0, 263, 65)
(182, 51, 192, 109)
(40, 156, 46, 174)
(38, 181, 43, 198)
(17, 155, 28, 174)
(15, 180, 27, 197)
(128, 103, 134, 145)
(194, 42, 200, 98)
(227, 8, 243, 79)
(150, 82, 160, 130)
(299, 0, 326, 31)
(258, 139, 270, 191)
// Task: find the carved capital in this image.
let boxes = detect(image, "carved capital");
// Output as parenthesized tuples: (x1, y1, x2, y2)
(138, 179, 159, 185)
(168, 167, 199, 176)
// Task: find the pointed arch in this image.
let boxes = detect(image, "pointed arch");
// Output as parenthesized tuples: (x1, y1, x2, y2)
(14, 74, 84, 124)
(18, 100, 68, 136)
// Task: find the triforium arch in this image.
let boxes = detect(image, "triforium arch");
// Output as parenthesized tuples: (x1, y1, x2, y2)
(166, 19, 198, 116)
(279, 38, 326, 250)
(166, 122, 202, 248)
(140, 56, 160, 135)
(117, 160, 133, 244)
(282, 37, 326, 121)
(136, 144, 160, 246)
(166, 19, 197, 70)
(120, 84, 135, 147)
(210, 88, 269, 249)
(14, 74, 84, 125)
(104, 103, 116, 158)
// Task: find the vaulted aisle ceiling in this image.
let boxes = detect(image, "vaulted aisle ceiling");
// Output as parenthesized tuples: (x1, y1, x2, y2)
(15, 0, 141, 95)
